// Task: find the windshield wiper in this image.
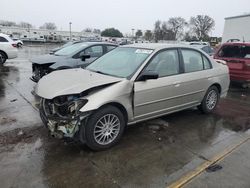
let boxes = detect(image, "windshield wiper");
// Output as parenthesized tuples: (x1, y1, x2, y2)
(94, 70, 112, 76)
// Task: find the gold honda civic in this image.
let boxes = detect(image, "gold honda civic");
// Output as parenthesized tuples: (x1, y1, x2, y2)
(36, 43, 230, 150)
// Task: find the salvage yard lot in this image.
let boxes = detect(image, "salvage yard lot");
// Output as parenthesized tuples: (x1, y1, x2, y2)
(0, 45, 250, 188)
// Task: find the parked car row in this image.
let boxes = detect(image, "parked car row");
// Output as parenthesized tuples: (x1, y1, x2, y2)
(35, 43, 230, 150)
(30, 42, 117, 82)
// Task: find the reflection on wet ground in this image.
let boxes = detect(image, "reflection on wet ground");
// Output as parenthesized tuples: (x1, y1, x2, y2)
(0, 45, 250, 187)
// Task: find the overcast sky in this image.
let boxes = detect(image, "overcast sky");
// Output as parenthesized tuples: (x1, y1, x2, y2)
(2, 0, 250, 36)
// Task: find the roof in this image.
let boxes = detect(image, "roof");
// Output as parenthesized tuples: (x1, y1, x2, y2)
(225, 14, 250, 20)
(122, 43, 200, 50)
(222, 42, 250, 46)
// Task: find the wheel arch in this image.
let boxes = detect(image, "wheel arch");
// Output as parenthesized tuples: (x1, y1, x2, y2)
(98, 102, 128, 124)
(0, 50, 8, 59)
(210, 83, 221, 94)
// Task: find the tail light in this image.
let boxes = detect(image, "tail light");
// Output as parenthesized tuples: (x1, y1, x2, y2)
(12, 43, 17, 48)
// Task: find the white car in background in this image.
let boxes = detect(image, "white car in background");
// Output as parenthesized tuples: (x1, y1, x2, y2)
(0, 33, 18, 64)
(12, 38, 24, 48)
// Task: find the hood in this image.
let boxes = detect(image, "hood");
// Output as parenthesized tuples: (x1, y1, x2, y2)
(30, 54, 69, 65)
(35, 69, 123, 99)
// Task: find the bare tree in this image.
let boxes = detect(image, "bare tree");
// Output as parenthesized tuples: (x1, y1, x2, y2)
(19, 22, 33, 28)
(154, 20, 162, 42)
(0, 20, 16, 27)
(190, 15, 215, 41)
(84, 28, 92, 32)
(167, 17, 187, 40)
(93, 29, 101, 34)
(39, 22, 57, 30)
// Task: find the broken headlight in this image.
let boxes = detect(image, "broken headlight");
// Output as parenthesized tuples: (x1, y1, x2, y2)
(53, 95, 88, 118)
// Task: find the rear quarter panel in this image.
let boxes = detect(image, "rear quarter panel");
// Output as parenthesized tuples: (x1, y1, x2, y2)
(210, 59, 230, 97)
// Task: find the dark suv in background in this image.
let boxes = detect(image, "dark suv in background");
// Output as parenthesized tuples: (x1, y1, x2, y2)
(214, 42, 250, 88)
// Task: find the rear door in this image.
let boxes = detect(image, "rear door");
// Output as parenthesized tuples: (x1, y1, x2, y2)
(178, 48, 212, 103)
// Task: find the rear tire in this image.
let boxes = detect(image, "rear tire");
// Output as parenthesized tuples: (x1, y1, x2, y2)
(198, 86, 219, 114)
(0, 52, 7, 64)
(81, 105, 125, 151)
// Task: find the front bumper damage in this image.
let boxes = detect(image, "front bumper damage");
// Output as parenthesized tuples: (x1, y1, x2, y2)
(41, 96, 90, 141)
(47, 115, 88, 139)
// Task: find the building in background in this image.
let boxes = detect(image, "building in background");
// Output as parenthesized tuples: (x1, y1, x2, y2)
(222, 14, 250, 43)
(0, 26, 101, 43)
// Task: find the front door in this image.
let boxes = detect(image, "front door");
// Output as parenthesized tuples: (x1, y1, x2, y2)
(134, 49, 185, 121)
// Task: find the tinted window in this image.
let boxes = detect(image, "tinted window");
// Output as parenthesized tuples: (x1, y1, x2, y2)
(182, 49, 203, 72)
(84, 45, 103, 57)
(218, 45, 250, 59)
(145, 50, 179, 77)
(107, 45, 116, 52)
(0, 36, 8, 42)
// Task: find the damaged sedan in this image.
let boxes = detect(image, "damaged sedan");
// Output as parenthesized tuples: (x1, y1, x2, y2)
(30, 41, 117, 82)
(35, 43, 230, 150)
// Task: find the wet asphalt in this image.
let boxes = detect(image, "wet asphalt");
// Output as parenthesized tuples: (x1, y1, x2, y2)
(0, 45, 250, 188)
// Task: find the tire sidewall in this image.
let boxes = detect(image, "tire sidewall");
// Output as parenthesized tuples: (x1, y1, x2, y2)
(83, 105, 125, 151)
(200, 86, 219, 113)
(39, 99, 49, 127)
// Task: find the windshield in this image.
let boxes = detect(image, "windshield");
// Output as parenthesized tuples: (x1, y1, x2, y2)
(86, 47, 153, 78)
(55, 42, 87, 56)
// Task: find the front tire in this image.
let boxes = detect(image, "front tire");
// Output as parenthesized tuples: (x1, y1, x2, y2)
(198, 86, 219, 114)
(39, 99, 49, 127)
(82, 105, 125, 151)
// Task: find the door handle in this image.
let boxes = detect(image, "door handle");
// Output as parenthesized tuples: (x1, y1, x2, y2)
(173, 81, 181, 87)
(206, 75, 212, 80)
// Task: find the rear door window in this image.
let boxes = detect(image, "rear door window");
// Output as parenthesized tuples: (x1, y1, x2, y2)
(84, 45, 103, 57)
(218, 45, 250, 59)
(181, 49, 204, 73)
(0, 36, 8, 42)
(107, 45, 116, 52)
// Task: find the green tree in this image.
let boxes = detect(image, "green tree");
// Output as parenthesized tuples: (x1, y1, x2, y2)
(144, 30, 153, 41)
(135, 29, 143, 38)
(101, 28, 123, 37)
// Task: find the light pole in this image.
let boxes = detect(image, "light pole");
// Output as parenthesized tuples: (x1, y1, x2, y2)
(131, 28, 135, 39)
(69, 22, 72, 41)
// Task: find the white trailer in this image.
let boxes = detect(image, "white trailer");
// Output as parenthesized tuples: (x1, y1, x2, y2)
(222, 14, 250, 43)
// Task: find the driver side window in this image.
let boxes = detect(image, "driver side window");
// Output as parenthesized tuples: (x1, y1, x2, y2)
(84, 45, 103, 57)
(145, 49, 180, 77)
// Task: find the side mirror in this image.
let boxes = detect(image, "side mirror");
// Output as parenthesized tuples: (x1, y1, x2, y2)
(79, 52, 91, 61)
(137, 71, 159, 81)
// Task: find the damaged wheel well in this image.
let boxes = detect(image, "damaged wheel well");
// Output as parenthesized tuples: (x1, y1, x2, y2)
(100, 102, 128, 124)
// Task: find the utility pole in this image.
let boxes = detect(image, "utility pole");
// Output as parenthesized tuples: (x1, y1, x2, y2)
(69, 22, 72, 41)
